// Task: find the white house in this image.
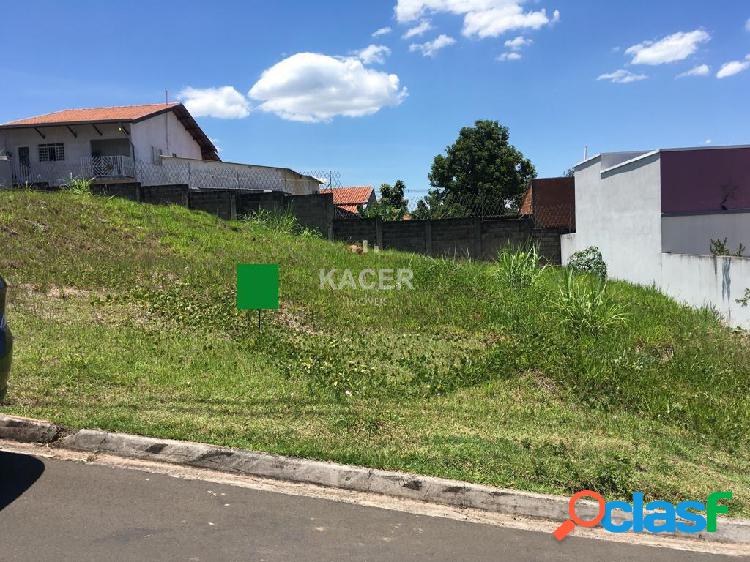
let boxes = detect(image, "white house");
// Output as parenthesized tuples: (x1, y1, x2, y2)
(0, 103, 320, 195)
(562, 145, 750, 329)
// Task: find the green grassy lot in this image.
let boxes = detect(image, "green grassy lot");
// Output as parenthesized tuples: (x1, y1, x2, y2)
(2, 190, 749, 515)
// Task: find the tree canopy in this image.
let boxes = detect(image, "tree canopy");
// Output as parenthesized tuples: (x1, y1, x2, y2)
(361, 180, 409, 220)
(414, 120, 535, 219)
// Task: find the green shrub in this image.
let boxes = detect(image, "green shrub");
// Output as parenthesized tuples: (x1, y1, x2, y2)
(63, 177, 93, 196)
(556, 270, 626, 336)
(568, 246, 607, 280)
(710, 237, 745, 257)
(241, 209, 319, 237)
(737, 288, 750, 307)
(497, 245, 546, 289)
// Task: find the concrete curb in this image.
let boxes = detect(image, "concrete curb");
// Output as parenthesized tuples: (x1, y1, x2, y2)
(0, 414, 61, 443)
(1, 414, 748, 546)
(58, 428, 750, 546)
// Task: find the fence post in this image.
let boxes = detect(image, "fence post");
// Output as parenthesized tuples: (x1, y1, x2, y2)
(425, 220, 432, 256)
(230, 193, 237, 221)
(135, 184, 143, 203)
(375, 217, 383, 250)
(474, 217, 483, 259)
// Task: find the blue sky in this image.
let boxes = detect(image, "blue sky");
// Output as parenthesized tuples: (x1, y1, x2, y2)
(1, 1, 749, 203)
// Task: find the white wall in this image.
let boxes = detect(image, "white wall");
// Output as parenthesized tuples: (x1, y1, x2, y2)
(0, 123, 131, 183)
(130, 111, 202, 162)
(566, 153, 663, 285)
(661, 253, 750, 329)
(562, 153, 750, 329)
(662, 213, 750, 255)
(0, 123, 130, 163)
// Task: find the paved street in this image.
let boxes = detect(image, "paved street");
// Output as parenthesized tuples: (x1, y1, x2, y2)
(0, 449, 745, 561)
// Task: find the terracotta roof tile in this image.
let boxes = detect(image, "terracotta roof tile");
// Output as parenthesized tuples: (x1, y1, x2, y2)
(319, 186, 374, 206)
(1, 103, 179, 126)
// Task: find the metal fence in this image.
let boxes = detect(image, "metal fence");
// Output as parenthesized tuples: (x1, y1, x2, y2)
(135, 160, 297, 191)
(0, 157, 324, 195)
(335, 191, 575, 230)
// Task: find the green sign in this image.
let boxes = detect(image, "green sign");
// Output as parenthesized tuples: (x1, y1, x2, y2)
(237, 264, 279, 310)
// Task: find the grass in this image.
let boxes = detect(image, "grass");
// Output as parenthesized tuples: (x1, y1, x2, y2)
(2, 190, 750, 515)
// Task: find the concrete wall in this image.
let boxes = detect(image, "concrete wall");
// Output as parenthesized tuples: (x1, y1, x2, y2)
(333, 217, 565, 264)
(662, 212, 750, 255)
(141, 184, 189, 206)
(90, 183, 141, 201)
(130, 112, 202, 162)
(565, 153, 663, 284)
(188, 190, 235, 220)
(661, 253, 750, 329)
(141, 157, 319, 195)
(661, 147, 750, 213)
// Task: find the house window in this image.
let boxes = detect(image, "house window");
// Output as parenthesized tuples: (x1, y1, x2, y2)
(39, 143, 65, 162)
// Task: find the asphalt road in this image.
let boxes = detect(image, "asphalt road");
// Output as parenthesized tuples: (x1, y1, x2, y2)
(0, 450, 744, 562)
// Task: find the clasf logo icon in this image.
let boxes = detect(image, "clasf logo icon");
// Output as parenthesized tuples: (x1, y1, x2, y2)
(553, 490, 732, 541)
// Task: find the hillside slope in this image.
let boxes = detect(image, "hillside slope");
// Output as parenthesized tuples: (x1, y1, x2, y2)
(1, 190, 749, 514)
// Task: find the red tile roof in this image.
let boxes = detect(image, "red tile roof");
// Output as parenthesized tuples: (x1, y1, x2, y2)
(319, 186, 374, 206)
(1, 103, 180, 126)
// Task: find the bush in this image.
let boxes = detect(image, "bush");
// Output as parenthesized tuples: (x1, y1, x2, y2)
(497, 245, 546, 289)
(241, 209, 319, 237)
(568, 246, 607, 280)
(556, 270, 626, 336)
(63, 177, 93, 196)
(710, 237, 745, 257)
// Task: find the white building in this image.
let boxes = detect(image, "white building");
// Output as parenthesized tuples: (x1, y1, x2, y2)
(0, 103, 320, 195)
(562, 146, 750, 329)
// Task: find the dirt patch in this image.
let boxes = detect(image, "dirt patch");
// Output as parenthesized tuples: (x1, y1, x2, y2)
(274, 303, 323, 336)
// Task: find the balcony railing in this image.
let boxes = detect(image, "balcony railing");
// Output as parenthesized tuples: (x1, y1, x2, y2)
(81, 156, 135, 179)
(0, 156, 136, 188)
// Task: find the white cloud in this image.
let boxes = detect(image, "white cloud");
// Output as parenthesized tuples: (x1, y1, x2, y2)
(177, 86, 250, 119)
(716, 57, 750, 79)
(497, 51, 522, 61)
(395, 1, 560, 38)
(705, 139, 712, 145)
(677, 64, 710, 78)
(403, 20, 433, 39)
(248, 53, 407, 123)
(409, 34, 456, 57)
(504, 36, 532, 50)
(597, 69, 648, 84)
(746, 18, 750, 32)
(464, 6, 559, 38)
(372, 26, 392, 37)
(625, 30, 710, 65)
(356, 44, 392, 64)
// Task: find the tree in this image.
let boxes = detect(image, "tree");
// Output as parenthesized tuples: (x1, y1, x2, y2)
(361, 180, 409, 220)
(416, 120, 535, 218)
